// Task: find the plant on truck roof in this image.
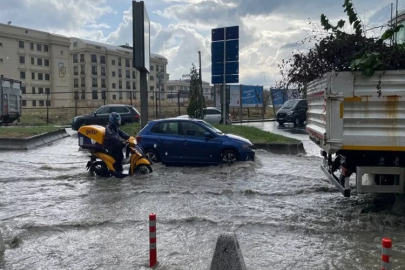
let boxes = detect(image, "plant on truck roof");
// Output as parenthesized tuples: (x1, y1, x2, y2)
(278, 0, 405, 90)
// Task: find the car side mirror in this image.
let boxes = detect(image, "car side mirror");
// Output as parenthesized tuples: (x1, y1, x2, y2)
(204, 132, 213, 138)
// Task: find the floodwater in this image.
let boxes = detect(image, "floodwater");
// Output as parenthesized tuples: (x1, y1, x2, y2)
(1, 124, 405, 270)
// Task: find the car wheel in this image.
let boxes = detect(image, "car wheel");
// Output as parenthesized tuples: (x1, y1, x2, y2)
(294, 117, 300, 127)
(221, 150, 238, 165)
(144, 149, 160, 163)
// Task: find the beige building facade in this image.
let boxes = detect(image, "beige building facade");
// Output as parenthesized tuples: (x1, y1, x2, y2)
(166, 79, 213, 101)
(70, 39, 169, 107)
(0, 23, 169, 108)
(0, 23, 71, 108)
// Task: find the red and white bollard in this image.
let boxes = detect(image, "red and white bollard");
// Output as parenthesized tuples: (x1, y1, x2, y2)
(382, 238, 392, 270)
(149, 213, 157, 268)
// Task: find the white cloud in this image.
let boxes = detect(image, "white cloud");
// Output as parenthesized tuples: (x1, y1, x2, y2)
(87, 23, 111, 29)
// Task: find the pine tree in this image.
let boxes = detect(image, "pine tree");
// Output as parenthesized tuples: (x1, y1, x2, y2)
(187, 64, 206, 118)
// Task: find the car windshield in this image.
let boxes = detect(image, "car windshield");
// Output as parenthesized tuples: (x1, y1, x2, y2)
(198, 120, 224, 134)
(282, 100, 298, 109)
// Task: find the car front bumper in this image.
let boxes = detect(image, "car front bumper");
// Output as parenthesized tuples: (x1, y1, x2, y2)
(240, 150, 255, 161)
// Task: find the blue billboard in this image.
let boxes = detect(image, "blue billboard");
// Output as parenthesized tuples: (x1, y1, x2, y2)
(270, 88, 300, 108)
(241, 85, 263, 107)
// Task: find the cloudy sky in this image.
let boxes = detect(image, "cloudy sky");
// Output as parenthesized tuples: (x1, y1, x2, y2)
(1, 0, 400, 87)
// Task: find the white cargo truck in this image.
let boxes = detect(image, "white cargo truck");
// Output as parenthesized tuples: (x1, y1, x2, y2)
(0, 76, 22, 126)
(306, 71, 405, 197)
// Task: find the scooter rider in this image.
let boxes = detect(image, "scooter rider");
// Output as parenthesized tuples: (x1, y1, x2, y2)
(104, 112, 130, 173)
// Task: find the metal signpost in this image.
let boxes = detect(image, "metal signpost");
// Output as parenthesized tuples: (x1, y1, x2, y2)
(211, 26, 239, 124)
(133, 1, 150, 128)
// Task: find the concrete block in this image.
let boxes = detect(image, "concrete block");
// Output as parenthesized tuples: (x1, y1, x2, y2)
(0, 230, 5, 255)
(210, 233, 246, 270)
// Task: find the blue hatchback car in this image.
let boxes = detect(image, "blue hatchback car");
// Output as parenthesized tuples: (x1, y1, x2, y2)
(136, 118, 255, 165)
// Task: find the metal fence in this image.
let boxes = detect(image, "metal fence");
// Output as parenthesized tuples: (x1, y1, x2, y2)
(18, 90, 273, 126)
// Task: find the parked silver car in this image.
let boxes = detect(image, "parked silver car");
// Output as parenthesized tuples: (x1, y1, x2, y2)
(177, 107, 232, 125)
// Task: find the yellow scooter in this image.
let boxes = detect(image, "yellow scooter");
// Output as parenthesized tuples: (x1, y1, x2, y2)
(78, 125, 152, 178)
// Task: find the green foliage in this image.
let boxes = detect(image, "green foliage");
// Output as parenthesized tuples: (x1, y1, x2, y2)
(279, 0, 405, 87)
(187, 64, 206, 119)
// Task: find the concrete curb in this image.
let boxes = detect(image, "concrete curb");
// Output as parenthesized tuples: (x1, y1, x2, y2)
(254, 142, 305, 155)
(210, 233, 246, 270)
(0, 129, 70, 150)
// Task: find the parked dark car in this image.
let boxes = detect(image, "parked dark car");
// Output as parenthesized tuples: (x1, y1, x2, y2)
(136, 118, 255, 165)
(276, 99, 307, 126)
(71, 104, 140, 130)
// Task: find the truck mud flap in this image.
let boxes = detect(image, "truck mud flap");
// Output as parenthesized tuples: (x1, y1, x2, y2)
(320, 165, 351, 198)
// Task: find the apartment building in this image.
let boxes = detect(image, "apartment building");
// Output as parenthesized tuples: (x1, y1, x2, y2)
(0, 23, 71, 108)
(166, 79, 213, 100)
(70, 39, 169, 106)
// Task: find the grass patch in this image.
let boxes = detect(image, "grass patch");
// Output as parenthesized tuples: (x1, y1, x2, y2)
(120, 123, 142, 136)
(0, 126, 60, 138)
(214, 124, 298, 144)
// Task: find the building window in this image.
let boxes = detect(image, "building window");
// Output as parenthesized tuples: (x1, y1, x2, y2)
(38, 73, 43, 80)
(32, 73, 35, 80)
(32, 87, 36, 94)
(74, 79, 79, 88)
(119, 91, 123, 100)
(60, 50, 63, 55)
(161, 66, 165, 72)
(81, 78, 85, 87)
(19, 56, 25, 64)
(22, 100, 27, 106)
(132, 81, 136, 90)
(119, 81, 122, 89)
(101, 66, 106, 76)
(37, 44, 42, 51)
(112, 71, 116, 77)
(32, 100, 36, 107)
(37, 58, 42, 66)
(100, 56, 106, 64)
(112, 83, 116, 89)
(156, 65, 159, 71)
(126, 70, 130, 79)
(112, 59, 116, 65)
(45, 88, 50, 95)
(44, 45, 48, 52)
(39, 100, 44, 107)
(81, 90, 86, 99)
(92, 66, 97, 75)
(150, 76, 154, 81)
(101, 79, 106, 88)
(150, 65, 154, 71)
(30, 43, 34, 50)
(73, 54, 78, 63)
(45, 74, 50, 81)
(46, 100, 51, 106)
(126, 91, 131, 99)
(92, 90, 98, 100)
(125, 58, 130, 67)
(126, 81, 130, 89)
(113, 95, 116, 100)
(132, 70, 136, 79)
(44, 59, 49, 66)
(19, 41, 24, 48)
(91, 54, 97, 63)
(118, 69, 122, 78)
(118, 58, 122, 66)
(92, 78, 98, 87)
(73, 42, 78, 47)
(80, 54, 85, 62)
(21, 86, 26, 94)
(31, 58, 34, 65)
(81, 65, 85, 75)
(39, 88, 44, 94)
(74, 66, 78, 76)
(150, 86, 154, 91)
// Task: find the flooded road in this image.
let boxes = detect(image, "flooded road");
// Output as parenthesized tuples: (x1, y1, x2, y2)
(1, 126, 405, 269)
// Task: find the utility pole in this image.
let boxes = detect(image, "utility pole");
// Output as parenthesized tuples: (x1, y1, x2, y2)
(198, 51, 203, 119)
(222, 28, 227, 125)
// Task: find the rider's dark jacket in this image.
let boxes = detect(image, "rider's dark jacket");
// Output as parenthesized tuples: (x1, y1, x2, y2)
(104, 122, 130, 152)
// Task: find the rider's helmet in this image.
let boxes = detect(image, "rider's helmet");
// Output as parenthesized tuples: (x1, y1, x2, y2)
(109, 112, 121, 127)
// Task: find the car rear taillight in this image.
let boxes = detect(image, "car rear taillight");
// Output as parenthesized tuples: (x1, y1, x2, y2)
(136, 135, 141, 143)
(135, 114, 139, 120)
